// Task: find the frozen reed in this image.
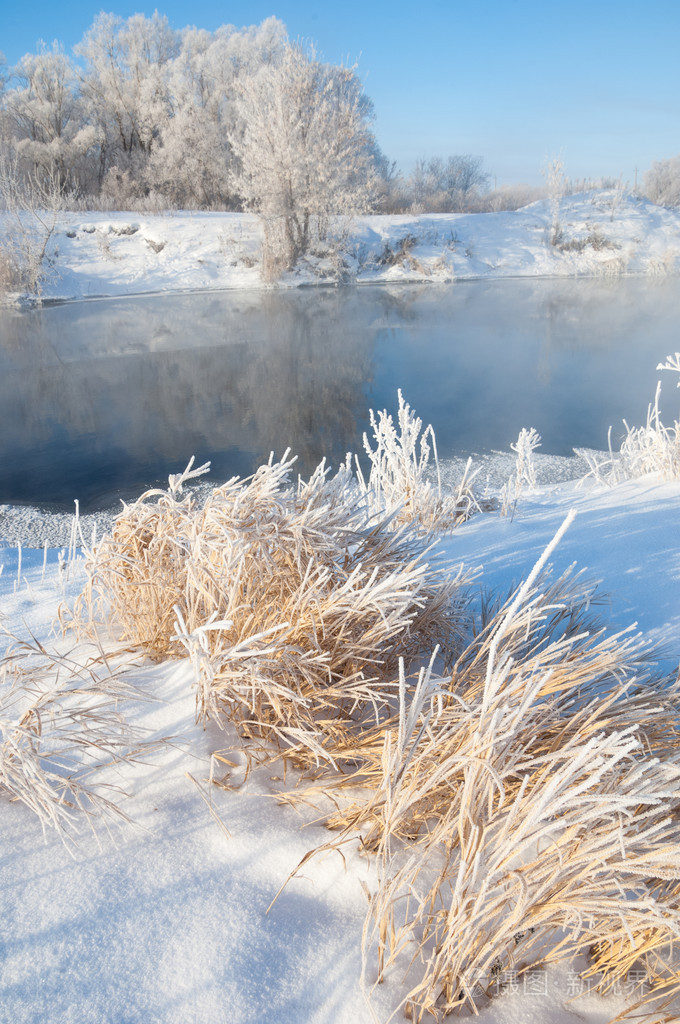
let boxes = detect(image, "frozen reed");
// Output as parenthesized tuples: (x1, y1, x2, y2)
(0, 633, 154, 842)
(76, 450, 472, 773)
(357, 390, 493, 532)
(578, 352, 680, 483)
(298, 519, 680, 1021)
(501, 426, 542, 516)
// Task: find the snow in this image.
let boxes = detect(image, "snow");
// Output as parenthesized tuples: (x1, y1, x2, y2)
(5, 190, 680, 304)
(2, 189, 680, 1023)
(448, 476, 680, 669)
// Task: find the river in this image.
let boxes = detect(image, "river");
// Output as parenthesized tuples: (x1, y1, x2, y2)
(0, 277, 678, 510)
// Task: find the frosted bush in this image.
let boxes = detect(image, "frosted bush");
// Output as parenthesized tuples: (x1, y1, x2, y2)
(73, 450, 470, 773)
(357, 390, 489, 532)
(0, 155, 73, 297)
(577, 354, 680, 483)
(644, 155, 680, 207)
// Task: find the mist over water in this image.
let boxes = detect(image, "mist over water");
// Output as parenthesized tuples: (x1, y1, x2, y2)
(1, 277, 678, 511)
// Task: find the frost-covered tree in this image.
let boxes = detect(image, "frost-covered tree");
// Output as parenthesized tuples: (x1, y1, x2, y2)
(542, 155, 566, 245)
(2, 43, 96, 191)
(0, 15, 389, 217)
(75, 12, 180, 192)
(146, 18, 286, 208)
(229, 42, 377, 272)
(368, 141, 407, 213)
(408, 154, 489, 212)
(644, 155, 680, 207)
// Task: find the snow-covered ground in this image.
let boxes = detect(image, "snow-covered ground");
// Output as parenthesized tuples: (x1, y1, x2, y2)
(2, 190, 680, 1023)
(1, 469, 679, 1024)
(10, 189, 680, 304)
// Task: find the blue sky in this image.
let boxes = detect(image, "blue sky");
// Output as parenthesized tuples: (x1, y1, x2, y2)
(2, 0, 679, 186)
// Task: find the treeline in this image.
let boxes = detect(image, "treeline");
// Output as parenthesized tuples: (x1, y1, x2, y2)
(0, 12, 524, 218)
(1, 12, 678, 232)
(0, 15, 293, 209)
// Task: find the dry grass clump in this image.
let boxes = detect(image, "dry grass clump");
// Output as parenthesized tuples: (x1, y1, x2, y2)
(74, 452, 472, 772)
(357, 390, 493, 532)
(4, 395, 482, 838)
(556, 227, 619, 253)
(72, 457, 213, 655)
(289, 516, 680, 1020)
(577, 353, 680, 484)
(0, 633, 152, 842)
(580, 883, 680, 1019)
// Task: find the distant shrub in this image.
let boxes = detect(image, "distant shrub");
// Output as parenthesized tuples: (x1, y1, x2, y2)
(406, 155, 490, 213)
(542, 156, 566, 246)
(375, 232, 418, 266)
(556, 226, 619, 252)
(644, 155, 680, 207)
(0, 156, 73, 297)
(144, 236, 166, 253)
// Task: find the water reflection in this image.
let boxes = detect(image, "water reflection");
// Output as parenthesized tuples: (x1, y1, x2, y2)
(0, 278, 678, 510)
(0, 289, 373, 508)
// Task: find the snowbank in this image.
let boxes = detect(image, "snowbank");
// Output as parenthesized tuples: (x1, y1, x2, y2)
(5, 190, 680, 304)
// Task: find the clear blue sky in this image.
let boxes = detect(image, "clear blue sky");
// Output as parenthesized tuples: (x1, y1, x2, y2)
(2, 0, 679, 186)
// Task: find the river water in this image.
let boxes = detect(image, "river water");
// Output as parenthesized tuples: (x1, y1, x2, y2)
(1, 277, 678, 510)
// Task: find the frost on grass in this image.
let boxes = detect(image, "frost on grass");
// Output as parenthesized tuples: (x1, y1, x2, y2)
(577, 352, 680, 484)
(6, 390, 680, 1019)
(69, 403, 679, 1020)
(70, 396, 495, 773)
(357, 389, 495, 532)
(295, 516, 680, 1022)
(73, 449, 473, 774)
(501, 425, 542, 516)
(0, 633, 155, 843)
(3, 395, 483, 838)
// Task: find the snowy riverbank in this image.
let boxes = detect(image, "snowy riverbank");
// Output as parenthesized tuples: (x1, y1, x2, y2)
(5, 189, 680, 304)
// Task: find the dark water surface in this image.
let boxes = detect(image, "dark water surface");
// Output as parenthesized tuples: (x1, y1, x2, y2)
(1, 278, 679, 510)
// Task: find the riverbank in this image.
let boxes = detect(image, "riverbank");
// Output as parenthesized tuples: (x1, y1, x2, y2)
(4, 189, 680, 304)
(0, 449, 594, 547)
